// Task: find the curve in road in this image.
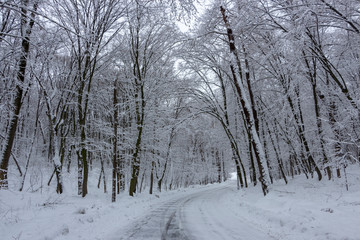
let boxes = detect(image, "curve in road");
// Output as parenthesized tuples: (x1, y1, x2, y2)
(111, 182, 276, 240)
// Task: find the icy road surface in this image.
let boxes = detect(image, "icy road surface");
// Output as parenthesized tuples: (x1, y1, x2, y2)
(110, 182, 275, 240)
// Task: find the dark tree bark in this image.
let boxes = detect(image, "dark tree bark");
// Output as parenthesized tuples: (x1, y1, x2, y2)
(216, 150, 222, 183)
(129, 83, 145, 196)
(149, 161, 155, 194)
(248, 137, 257, 185)
(112, 79, 118, 202)
(261, 123, 273, 184)
(98, 159, 107, 193)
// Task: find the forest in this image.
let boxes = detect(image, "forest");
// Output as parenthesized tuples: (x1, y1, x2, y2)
(0, 0, 359, 204)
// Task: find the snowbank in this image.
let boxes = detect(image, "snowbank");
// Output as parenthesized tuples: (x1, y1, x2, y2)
(223, 166, 360, 240)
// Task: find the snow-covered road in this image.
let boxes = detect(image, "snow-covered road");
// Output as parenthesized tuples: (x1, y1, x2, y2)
(111, 182, 275, 240)
(2, 168, 360, 240)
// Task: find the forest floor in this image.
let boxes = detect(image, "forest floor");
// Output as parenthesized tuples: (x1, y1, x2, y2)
(1, 165, 360, 240)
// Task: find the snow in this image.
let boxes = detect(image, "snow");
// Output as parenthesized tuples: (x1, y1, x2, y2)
(1, 166, 360, 240)
(223, 170, 360, 240)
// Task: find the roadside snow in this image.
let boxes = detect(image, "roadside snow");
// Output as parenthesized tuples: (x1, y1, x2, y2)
(0, 170, 216, 240)
(1, 166, 360, 240)
(223, 166, 360, 240)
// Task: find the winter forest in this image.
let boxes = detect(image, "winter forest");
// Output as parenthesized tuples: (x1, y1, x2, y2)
(1, 0, 360, 239)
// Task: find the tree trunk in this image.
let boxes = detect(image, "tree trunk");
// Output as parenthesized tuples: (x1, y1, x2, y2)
(80, 131, 88, 197)
(312, 83, 331, 179)
(216, 150, 222, 183)
(157, 130, 174, 192)
(77, 151, 83, 195)
(149, 162, 154, 194)
(222, 151, 227, 181)
(262, 123, 273, 184)
(129, 66, 145, 196)
(98, 161, 103, 189)
(248, 137, 257, 186)
(236, 162, 243, 189)
(112, 79, 118, 202)
(129, 125, 142, 196)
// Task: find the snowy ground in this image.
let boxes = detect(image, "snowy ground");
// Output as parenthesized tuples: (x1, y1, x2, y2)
(1, 166, 360, 240)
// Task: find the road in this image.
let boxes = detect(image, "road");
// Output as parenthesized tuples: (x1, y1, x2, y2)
(112, 182, 276, 240)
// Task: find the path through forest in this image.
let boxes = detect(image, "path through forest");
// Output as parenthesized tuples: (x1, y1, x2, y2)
(111, 181, 275, 240)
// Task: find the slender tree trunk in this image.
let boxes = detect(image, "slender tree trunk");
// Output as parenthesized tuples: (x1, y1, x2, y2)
(80, 129, 88, 197)
(118, 156, 125, 192)
(97, 156, 106, 193)
(248, 137, 257, 185)
(312, 83, 331, 179)
(129, 126, 142, 196)
(102, 163, 107, 193)
(149, 162, 154, 194)
(222, 151, 227, 181)
(98, 160, 103, 189)
(49, 122, 63, 194)
(261, 123, 273, 184)
(129, 73, 145, 196)
(242, 45, 259, 133)
(157, 130, 174, 192)
(118, 96, 128, 193)
(77, 151, 83, 195)
(328, 98, 343, 178)
(139, 170, 146, 193)
(216, 151, 222, 183)
(236, 160, 243, 189)
(112, 79, 118, 202)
